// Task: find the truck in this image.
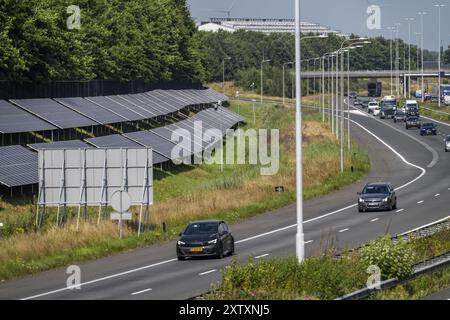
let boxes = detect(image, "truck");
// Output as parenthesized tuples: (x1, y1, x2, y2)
(368, 82, 382, 97)
(379, 95, 397, 119)
(442, 85, 450, 105)
(404, 100, 420, 117)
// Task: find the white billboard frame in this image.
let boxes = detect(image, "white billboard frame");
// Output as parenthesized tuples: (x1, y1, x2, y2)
(36, 148, 153, 234)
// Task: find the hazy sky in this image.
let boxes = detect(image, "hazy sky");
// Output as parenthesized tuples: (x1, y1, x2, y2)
(187, 0, 450, 51)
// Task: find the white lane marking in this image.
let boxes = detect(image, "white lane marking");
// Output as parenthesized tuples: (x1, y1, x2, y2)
(255, 254, 270, 259)
(131, 288, 153, 296)
(396, 209, 405, 213)
(338, 228, 350, 233)
(22, 110, 429, 300)
(435, 193, 440, 197)
(417, 200, 424, 204)
(370, 218, 379, 222)
(399, 216, 450, 236)
(346, 100, 438, 168)
(199, 269, 217, 276)
(305, 240, 314, 245)
(20, 258, 177, 300)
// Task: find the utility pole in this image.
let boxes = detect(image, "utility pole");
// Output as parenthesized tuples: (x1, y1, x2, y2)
(434, 4, 445, 107)
(405, 18, 414, 99)
(294, 0, 304, 263)
(417, 12, 427, 102)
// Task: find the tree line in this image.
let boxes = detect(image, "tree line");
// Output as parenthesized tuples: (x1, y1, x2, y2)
(0, 0, 205, 82)
(198, 30, 448, 97)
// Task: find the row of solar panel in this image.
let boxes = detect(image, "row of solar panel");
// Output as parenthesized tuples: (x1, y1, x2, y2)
(0, 89, 228, 134)
(0, 107, 244, 187)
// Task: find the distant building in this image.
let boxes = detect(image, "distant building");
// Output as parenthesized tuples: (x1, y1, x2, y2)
(198, 18, 347, 36)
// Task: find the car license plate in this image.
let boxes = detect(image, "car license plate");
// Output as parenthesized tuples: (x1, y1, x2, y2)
(191, 247, 203, 252)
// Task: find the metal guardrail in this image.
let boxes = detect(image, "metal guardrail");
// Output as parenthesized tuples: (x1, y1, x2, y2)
(336, 251, 450, 300)
(336, 217, 450, 300)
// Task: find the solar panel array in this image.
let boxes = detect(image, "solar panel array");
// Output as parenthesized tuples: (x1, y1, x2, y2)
(28, 140, 94, 151)
(10, 98, 97, 129)
(0, 92, 241, 188)
(0, 100, 57, 134)
(0, 145, 38, 187)
(2, 89, 228, 134)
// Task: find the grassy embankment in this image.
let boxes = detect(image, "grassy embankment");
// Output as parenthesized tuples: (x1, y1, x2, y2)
(206, 227, 450, 300)
(0, 100, 370, 280)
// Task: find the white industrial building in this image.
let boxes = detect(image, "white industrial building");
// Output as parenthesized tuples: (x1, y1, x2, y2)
(198, 18, 346, 36)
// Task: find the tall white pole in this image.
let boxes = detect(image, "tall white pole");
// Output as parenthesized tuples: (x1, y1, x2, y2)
(295, 0, 304, 263)
(347, 50, 350, 152)
(336, 52, 339, 140)
(417, 12, 426, 102)
(405, 18, 414, 99)
(322, 57, 325, 122)
(340, 50, 344, 173)
(331, 55, 334, 134)
(435, 5, 444, 107)
(260, 62, 263, 104)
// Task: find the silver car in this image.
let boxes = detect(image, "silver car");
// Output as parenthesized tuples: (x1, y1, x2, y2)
(445, 135, 450, 152)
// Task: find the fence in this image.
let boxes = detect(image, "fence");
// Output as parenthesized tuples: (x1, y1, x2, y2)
(0, 80, 204, 100)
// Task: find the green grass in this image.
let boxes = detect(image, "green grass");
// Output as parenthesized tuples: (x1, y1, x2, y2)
(0, 99, 371, 280)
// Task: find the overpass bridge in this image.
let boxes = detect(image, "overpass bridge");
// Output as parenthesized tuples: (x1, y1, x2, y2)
(301, 69, 450, 79)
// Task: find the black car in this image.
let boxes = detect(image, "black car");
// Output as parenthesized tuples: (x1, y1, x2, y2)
(176, 220, 234, 260)
(393, 110, 405, 123)
(420, 122, 437, 136)
(349, 92, 358, 99)
(405, 116, 421, 129)
(358, 183, 397, 212)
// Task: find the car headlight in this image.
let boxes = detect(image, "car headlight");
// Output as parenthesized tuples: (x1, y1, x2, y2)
(177, 241, 185, 246)
(358, 198, 364, 203)
(382, 197, 389, 202)
(208, 239, 218, 244)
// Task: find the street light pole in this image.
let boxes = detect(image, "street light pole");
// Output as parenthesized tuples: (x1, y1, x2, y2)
(395, 23, 401, 97)
(434, 4, 445, 107)
(387, 27, 395, 96)
(294, 0, 304, 263)
(322, 56, 325, 122)
(260, 59, 271, 104)
(405, 18, 414, 99)
(417, 12, 427, 102)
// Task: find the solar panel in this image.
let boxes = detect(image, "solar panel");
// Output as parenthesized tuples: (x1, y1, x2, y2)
(124, 130, 179, 159)
(149, 90, 186, 111)
(10, 98, 97, 129)
(0, 100, 57, 134)
(121, 95, 165, 117)
(135, 93, 178, 114)
(168, 90, 201, 105)
(28, 140, 93, 151)
(85, 134, 142, 148)
(85, 96, 145, 122)
(105, 96, 155, 119)
(0, 145, 38, 187)
(170, 119, 210, 148)
(55, 97, 127, 125)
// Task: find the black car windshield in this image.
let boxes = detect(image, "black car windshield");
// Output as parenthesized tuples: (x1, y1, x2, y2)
(422, 123, 434, 128)
(363, 185, 389, 194)
(184, 222, 218, 235)
(447, 136, 450, 142)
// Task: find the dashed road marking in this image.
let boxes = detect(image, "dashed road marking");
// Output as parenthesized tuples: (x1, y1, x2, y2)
(199, 269, 217, 276)
(255, 254, 270, 259)
(131, 288, 153, 295)
(338, 228, 349, 233)
(305, 240, 314, 245)
(396, 209, 404, 213)
(370, 218, 379, 222)
(435, 193, 440, 197)
(417, 200, 424, 204)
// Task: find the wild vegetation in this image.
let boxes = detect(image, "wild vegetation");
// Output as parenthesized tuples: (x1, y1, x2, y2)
(206, 228, 450, 300)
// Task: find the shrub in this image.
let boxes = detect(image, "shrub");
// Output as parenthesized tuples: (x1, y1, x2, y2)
(361, 235, 415, 280)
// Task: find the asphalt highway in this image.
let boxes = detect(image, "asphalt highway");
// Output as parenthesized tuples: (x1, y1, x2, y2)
(0, 99, 449, 300)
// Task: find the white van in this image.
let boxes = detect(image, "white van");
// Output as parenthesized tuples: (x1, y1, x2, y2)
(368, 101, 379, 115)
